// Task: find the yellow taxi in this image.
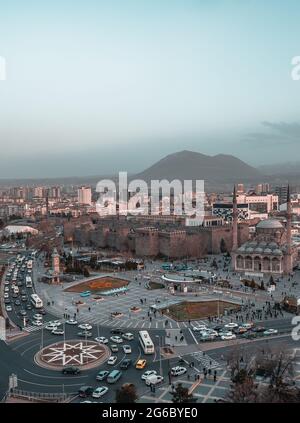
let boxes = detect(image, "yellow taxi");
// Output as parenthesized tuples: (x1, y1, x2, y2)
(135, 359, 147, 369)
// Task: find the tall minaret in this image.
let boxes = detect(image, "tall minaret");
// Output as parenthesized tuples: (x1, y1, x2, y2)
(286, 185, 293, 272)
(232, 185, 238, 251)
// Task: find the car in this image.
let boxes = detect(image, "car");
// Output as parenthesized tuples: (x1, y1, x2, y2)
(95, 337, 108, 344)
(14, 300, 21, 306)
(171, 366, 187, 376)
(122, 332, 134, 341)
(80, 291, 91, 298)
(145, 375, 164, 386)
(4, 298, 10, 304)
(221, 333, 236, 340)
(141, 370, 157, 380)
(21, 296, 27, 302)
(123, 345, 132, 354)
(107, 356, 118, 365)
(107, 370, 122, 384)
(233, 327, 248, 335)
(241, 323, 254, 329)
(92, 387, 108, 398)
(252, 326, 266, 333)
(192, 325, 208, 332)
(110, 329, 124, 335)
(66, 319, 78, 325)
(4, 281, 9, 285)
(12, 293, 18, 299)
(5, 305, 12, 312)
(4, 287, 9, 292)
(224, 323, 238, 329)
(4, 293, 9, 299)
(120, 359, 132, 369)
(78, 386, 93, 398)
(78, 323, 92, 330)
(136, 359, 147, 369)
(47, 320, 62, 327)
(96, 370, 109, 381)
(62, 366, 80, 375)
(39, 309, 47, 315)
(33, 314, 43, 321)
(110, 344, 119, 353)
(52, 328, 64, 335)
(18, 310, 27, 317)
(77, 331, 92, 338)
(110, 335, 123, 344)
(45, 324, 58, 331)
(32, 320, 43, 326)
(263, 329, 278, 336)
(200, 333, 217, 341)
(25, 304, 32, 310)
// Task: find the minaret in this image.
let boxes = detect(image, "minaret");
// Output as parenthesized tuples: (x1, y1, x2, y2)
(52, 248, 60, 284)
(286, 185, 292, 258)
(232, 185, 238, 251)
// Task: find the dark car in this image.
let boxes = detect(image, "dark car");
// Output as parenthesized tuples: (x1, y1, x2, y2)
(14, 300, 21, 306)
(110, 329, 124, 335)
(252, 326, 266, 333)
(19, 310, 27, 317)
(21, 295, 27, 302)
(20, 289, 26, 295)
(4, 298, 11, 304)
(25, 304, 32, 310)
(120, 359, 132, 370)
(39, 309, 46, 315)
(213, 325, 224, 332)
(78, 386, 93, 398)
(62, 366, 80, 375)
(12, 293, 18, 299)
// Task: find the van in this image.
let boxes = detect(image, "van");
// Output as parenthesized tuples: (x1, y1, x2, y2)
(107, 370, 122, 384)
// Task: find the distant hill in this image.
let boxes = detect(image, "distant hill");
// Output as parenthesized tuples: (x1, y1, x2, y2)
(134, 150, 260, 188)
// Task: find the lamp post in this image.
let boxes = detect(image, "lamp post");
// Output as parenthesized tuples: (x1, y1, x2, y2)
(156, 335, 162, 376)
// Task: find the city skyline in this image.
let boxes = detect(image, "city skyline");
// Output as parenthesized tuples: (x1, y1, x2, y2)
(1, 0, 300, 177)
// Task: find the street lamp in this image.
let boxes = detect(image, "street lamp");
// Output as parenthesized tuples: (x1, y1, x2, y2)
(155, 335, 163, 376)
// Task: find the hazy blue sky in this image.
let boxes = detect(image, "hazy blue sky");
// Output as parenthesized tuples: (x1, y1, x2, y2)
(0, 0, 300, 177)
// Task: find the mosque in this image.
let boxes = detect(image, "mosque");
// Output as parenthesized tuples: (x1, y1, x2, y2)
(232, 186, 298, 275)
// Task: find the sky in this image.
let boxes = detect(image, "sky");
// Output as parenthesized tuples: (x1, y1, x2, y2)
(0, 0, 300, 178)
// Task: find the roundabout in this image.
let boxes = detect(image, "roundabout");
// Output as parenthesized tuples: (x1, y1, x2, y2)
(35, 339, 110, 370)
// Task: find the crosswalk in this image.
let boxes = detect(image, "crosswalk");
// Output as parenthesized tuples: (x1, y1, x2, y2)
(24, 319, 63, 333)
(190, 351, 221, 371)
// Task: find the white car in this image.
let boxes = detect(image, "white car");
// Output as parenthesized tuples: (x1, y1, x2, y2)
(92, 387, 108, 398)
(192, 325, 208, 332)
(4, 293, 9, 299)
(78, 323, 92, 330)
(224, 323, 238, 329)
(4, 287, 9, 292)
(107, 356, 118, 365)
(52, 328, 64, 335)
(6, 305, 12, 312)
(221, 333, 236, 340)
(66, 319, 78, 325)
(95, 337, 108, 344)
(171, 366, 187, 376)
(32, 320, 43, 327)
(48, 320, 62, 327)
(123, 345, 132, 354)
(145, 375, 164, 386)
(45, 324, 58, 331)
(142, 370, 157, 380)
(263, 329, 278, 336)
(110, 336, 123, 344)
(122, 333, 134, 341)
(33, 314, 43, 321)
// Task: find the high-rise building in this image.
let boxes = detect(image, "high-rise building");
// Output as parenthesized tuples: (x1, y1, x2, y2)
(255, 183, 270, 195)
(78, 186, 92, 205)
(275, 186, 288, 205)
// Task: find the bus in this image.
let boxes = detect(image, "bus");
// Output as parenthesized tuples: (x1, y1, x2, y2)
(25, 276, 33, 288)
(31, 294, 43, 309)
(138, 331, 155, 354)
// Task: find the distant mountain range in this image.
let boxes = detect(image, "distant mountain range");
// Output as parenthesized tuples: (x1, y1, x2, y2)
(134, 150, 261, 190)
(2, 150, 300, 191)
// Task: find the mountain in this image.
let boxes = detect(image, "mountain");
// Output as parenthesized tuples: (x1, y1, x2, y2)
(134, 150, 260, 188)
(258, 162, 300, 176)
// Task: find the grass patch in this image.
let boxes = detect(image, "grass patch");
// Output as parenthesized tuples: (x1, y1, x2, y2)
(165, 300, 241, 321)
(65, 276, 129, 293)
(148, 281, 164, 290)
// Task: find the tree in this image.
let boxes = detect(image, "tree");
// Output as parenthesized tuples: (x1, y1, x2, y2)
(170, 383, 196, 403)
(260, 280, 265, 290)
(250, 279, 256, 289)
(83, 267, 90, 277)
(269, 275, 275, 286)
(115, 384, 138, 403)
